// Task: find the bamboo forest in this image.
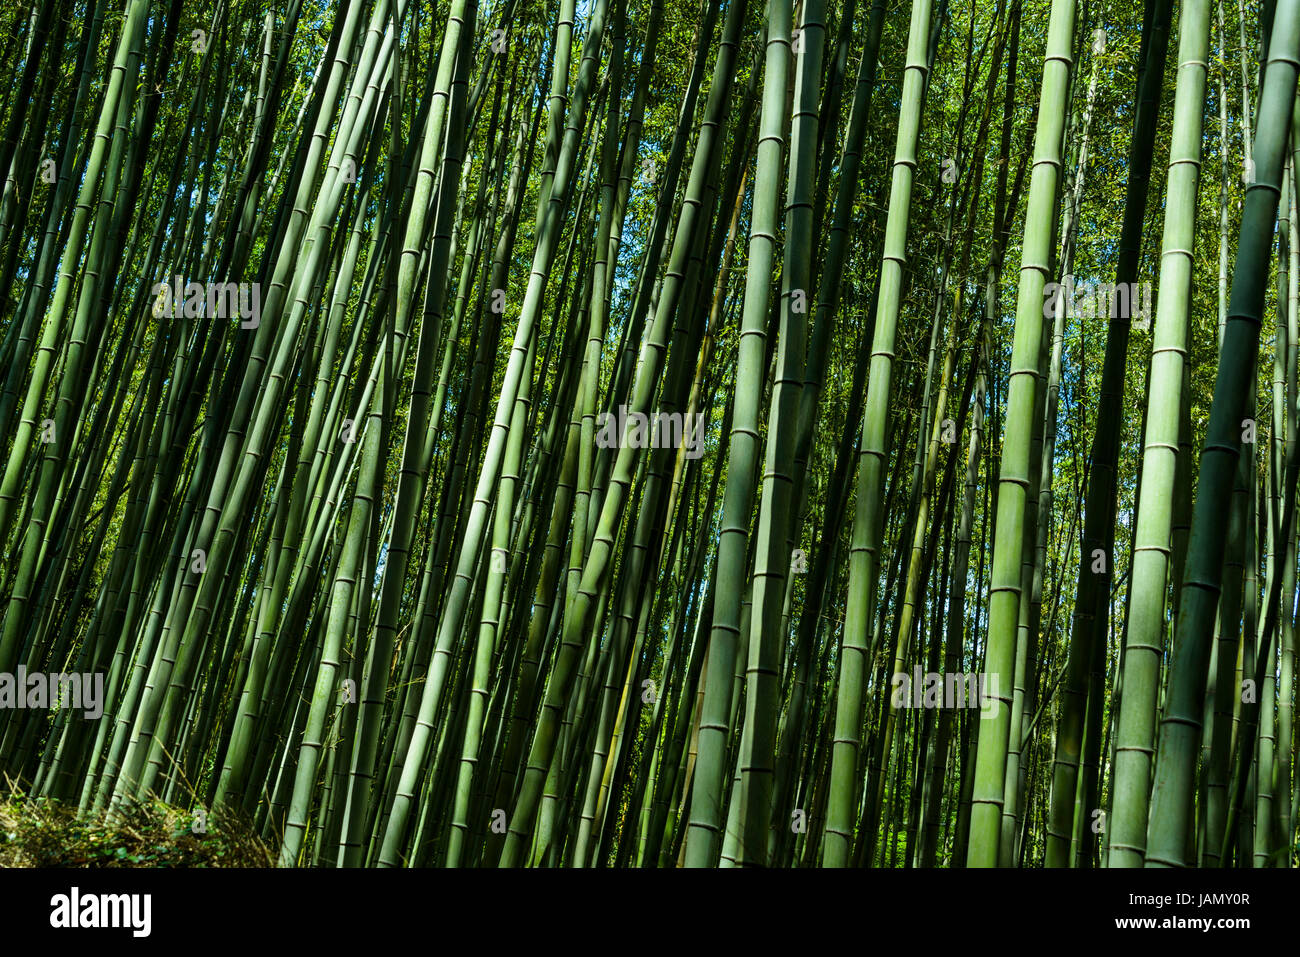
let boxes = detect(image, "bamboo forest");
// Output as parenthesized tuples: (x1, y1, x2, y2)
(0, 0, 1298, 874)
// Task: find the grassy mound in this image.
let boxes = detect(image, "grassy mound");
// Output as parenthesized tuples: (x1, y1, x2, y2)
(0, 789, 272, 867)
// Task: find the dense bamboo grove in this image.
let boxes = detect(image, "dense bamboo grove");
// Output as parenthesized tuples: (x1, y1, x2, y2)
(0, 0, 1297, 869)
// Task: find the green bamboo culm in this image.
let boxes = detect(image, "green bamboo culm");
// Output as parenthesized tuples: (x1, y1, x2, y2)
(1047, 0, 1174, 869)
(1145, 0, 1300, 868)
(1108, 0, 1213, 868)
(965, 0, 1076, 868)
(823, 0, 934, 869)
(681, 0, 774, 870)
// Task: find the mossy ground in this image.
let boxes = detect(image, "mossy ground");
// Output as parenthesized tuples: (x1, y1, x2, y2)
(0, 786, 272, 867)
